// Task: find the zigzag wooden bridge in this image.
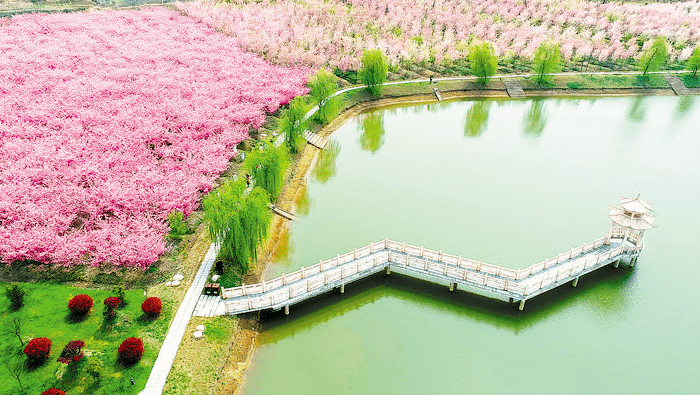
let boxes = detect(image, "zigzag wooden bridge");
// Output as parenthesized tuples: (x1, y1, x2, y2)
(220, 196, 655, 315)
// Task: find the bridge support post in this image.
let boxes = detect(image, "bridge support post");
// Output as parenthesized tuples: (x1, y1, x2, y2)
(284, 305, 289, 315)
(340, 284, 345, 294)
(614, 260, 620, 268)
(519, 300, 526, 311)
(630, 256, 637, 267)
(572, 277, 579, 287)
(449, 282, 455, 292)
(386, 266, 391, 275)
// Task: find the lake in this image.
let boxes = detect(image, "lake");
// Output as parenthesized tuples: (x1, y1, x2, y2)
(242, 95, 700, 394)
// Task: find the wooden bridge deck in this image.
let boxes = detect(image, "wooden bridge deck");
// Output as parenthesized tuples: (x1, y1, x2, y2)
(504, 79, 526, 98)
(221, 236, 633, 314)
(665, 74, 691, 96)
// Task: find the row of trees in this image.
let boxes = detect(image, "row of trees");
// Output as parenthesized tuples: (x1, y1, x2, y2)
(204, 66, 349, 278)
(359, 40, 700, 96)
(205, 40, 700, 279)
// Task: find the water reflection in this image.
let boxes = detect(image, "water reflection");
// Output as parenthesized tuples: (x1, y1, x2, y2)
(464, 99, 492, 138)
(627, 96, 647, 123)
(295, 183, 311, 217)
(674, 95, 696, 119)
(358, 111, 385, 153)
(523, 99, 547, 136)
(257, 266, 634, 341)
(312, 139, 341, 183)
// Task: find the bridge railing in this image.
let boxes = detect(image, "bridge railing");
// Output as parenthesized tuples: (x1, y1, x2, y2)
(222, 236, 619, 302)
(522, 245, 624, 295)
(514, 236, 609, 280)
(224, 251, 391, 312)
(222, 240, 388, 299)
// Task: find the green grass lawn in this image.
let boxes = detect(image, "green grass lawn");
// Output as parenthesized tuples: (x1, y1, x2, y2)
(680, 73, 700, 88)
(1, 282, 172, 394)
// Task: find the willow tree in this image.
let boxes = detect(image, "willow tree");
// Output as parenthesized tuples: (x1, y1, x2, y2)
(244, 144, 289, 201)
(360, 49, 388, 98)
(469, 41, 498, 85)
(309, 68, 342, 125)
(203, 179, 271, 274)
(278, 97, 308, 154)
(532, 43, 561, 84)
(638, 37, 669, 78)
(685, 47, 700, 78)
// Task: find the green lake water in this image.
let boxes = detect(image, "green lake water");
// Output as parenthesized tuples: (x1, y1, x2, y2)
(241, 95, 700, 394)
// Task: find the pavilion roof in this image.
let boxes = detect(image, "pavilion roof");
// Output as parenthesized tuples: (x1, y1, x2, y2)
(619, 194, 653, 214)
(608, 206, 655, 230)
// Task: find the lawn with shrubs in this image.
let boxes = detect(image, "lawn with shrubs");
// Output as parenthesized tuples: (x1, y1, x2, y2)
(1, 282, 169, 394)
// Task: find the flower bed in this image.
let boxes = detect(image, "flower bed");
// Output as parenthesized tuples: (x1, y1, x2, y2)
(0, 7, 310, 268)
(176, 0, 700, 69)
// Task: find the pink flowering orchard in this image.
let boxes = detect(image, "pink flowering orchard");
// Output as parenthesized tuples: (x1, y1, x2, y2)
(0, 8, 310, 268)
(176, 0, 699, 69)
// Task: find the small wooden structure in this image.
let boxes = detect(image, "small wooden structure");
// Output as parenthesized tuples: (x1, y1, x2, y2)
(433, 86, 443, 101)
(303, 130, 328, 149)
(664, 74, 691, 96)
(203, 283, 220, 296)
(504, 79, 525, 98)
(270, 204, 297, 221)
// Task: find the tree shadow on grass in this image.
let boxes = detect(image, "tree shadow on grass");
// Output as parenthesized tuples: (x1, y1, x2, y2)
(65, 311, 90, 324)
(136, 313, 159, 324)
(25, 356, 50, 372)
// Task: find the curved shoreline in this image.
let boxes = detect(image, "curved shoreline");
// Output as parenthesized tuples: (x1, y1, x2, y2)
(216, 84, 689, 395)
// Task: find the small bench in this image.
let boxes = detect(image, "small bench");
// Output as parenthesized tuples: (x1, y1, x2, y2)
(204, 283, 220, 296)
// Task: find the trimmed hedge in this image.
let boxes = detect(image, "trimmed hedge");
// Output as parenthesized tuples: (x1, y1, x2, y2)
(141, 296, 162, 317)
(118, 337, 144, 363)
(24, 337, 52, 360)
(68, 294, 93, 315)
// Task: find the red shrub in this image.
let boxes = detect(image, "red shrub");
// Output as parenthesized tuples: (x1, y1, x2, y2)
(104, 297, 121, 309)
(57, 340, 85, 364)
(42, 389, 66, 395)
(141, 297, 162, 316)
(24, 337, 52, 360)
(118, 337, 144, 363)
(68, 294, 93, 315)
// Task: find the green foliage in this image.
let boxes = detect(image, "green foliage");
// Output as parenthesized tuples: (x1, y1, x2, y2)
(5, 283, 25, 311)
(167, 210, 192, 243)
(360, 49, 388, 98)
(308, 68, 341, 124)
(278, 97, 308, 154)
(686, 47, 700, 77)
(111, 285, 128, 307)
(464, 100, 492, 137)
(243, 144, 289, 201)
(567, 82, 584, 90)
(468, 41, 498, 84)
(359, 111, 385, 153)
(312, 139, 341, 183)
(532, 43, 562, 84)
(203, 179, 272, 275)
(680, 73, 700, 88)
(638, 37, 669, 77)
(523, 100, 547, 136)
(0, 282, 163, 395)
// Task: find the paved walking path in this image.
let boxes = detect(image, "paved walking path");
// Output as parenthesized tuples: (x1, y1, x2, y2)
(139, 242, 219, 395)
